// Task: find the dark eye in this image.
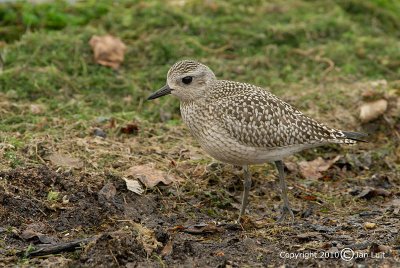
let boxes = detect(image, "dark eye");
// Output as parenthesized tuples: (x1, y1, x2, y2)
(181, 76, 193, 84)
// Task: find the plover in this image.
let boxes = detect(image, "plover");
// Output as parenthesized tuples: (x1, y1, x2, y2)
(148, 60, 366, 222)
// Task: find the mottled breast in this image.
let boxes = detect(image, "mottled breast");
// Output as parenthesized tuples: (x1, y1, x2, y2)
(180, 101, 274, 165)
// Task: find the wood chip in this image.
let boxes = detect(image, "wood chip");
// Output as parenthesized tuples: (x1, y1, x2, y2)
(123, 177, 144, 195)
(364, 222, 376, 229)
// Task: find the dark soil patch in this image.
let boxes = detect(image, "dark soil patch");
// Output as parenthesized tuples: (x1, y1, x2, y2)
(0, 166, 399, 267)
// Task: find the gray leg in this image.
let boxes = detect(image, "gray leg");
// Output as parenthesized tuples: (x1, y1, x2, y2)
(238, 165, 251, 221)
(275, 160, 294, 223)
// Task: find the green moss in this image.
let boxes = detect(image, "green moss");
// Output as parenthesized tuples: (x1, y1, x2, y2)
(0, 0, 399, 168)
(0, 0, 109, 42)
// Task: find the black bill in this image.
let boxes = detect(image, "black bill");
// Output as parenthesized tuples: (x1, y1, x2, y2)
(147, 84, 172, 100)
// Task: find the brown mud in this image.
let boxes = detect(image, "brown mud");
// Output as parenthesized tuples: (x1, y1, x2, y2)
(0, 161, 398, 267)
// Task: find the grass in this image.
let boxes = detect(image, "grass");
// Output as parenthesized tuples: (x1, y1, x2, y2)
(0, 3, 399, 266)
(0, 0, 399, 170)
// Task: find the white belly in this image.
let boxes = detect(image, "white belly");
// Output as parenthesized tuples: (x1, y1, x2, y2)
(195, 124, 324, 165)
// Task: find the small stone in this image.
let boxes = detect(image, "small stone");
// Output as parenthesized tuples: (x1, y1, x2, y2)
(93, 128, 107, 138)
(364, 222, 376, 229)
(359, 99, 388, 123)
(62, 195, 70, 204)
(98, 182, 117, 202)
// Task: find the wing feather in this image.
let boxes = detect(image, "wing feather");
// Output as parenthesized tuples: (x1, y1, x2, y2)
(211, 85, 338, 148)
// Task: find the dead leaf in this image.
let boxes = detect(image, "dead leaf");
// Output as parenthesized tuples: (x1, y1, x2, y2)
(302, 195, 318, 201)
(168, 0, 188, 7)
(214, 251, 225, 257)
(20, 229, 54, 244)
(108, 118, 116, 129)
(296, 232, 322, 241)
(30, 104, 45, 114)
(284, 161, 298, 173)
(370, 242, 392, 254)
(168, 225, 185, 232)
(123, 95, 132, 105)
(123, 177, 144, 195)
(298, 156, 340, 180)
(178, 223, 223, 235)
(359, 99, 388, 123)
(20, 223, 57, 244)
(120, 123, 139, 135)
(89, 35, 126, 69)
(356, 187, 391, 199)
(161, 239, 173, 257)
(370, 79, 388, 88)
(48, 153, 83, 169)
(132, 223, 162, 256)
(344, 153, 372, 170)
(124, 164, 180, 188)
(37, 256, 72, 268)
(390, 199, 400, 214)
(308, 224, 337, 233)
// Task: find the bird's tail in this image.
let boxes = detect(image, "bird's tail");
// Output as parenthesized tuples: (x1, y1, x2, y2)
(332, 130, 368, 144)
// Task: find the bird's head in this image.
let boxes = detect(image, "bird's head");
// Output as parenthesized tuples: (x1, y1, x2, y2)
(147, 60, 216, 102)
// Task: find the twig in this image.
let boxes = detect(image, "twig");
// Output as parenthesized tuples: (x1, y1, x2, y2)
(291, 48, 335, 76)
(22, 237, 97, 257)
(35, 142, 47, 165)
(109, 248, 120, 267)
(315, 55, 335, 76)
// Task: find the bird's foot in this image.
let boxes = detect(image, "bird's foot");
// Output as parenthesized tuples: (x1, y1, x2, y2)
(277, 205, 295, 224)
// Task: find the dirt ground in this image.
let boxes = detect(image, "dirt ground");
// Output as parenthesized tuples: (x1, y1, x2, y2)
(0, 145, 399, 267)
(1, 1, 400, 267)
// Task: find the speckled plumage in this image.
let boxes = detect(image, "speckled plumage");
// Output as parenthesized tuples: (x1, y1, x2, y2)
(148, 59, 366, 221)
(179, 79, 355, 165)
